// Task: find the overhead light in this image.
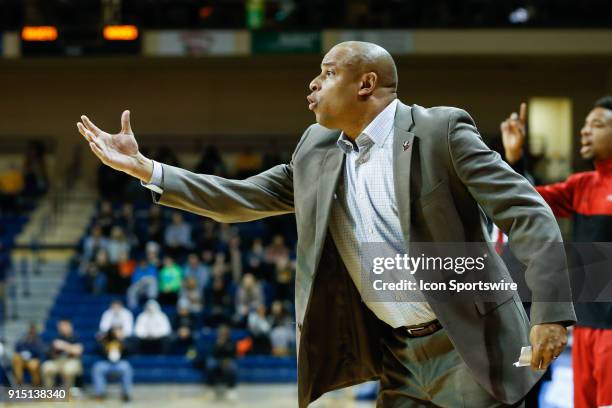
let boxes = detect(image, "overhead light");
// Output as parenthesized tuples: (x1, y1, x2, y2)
(509, 7, 530, 24)
(21, 26, 58, 42)
(103, 25, 139, 41)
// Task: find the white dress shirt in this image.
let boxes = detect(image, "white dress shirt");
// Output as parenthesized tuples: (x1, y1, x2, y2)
(328, 99, 436, 327)
(142, 99, 436, 327)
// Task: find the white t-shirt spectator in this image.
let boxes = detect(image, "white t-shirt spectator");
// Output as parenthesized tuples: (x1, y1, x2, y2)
(99, 305, 134, 337)
(134, 300, 171, 339)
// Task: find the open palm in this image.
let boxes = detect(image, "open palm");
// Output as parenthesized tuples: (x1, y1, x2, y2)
(77, 110, 140, 174)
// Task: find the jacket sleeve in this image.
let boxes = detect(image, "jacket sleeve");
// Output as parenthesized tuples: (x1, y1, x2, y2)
(447, 108, 576, 326)
(153, 126, 312, 224)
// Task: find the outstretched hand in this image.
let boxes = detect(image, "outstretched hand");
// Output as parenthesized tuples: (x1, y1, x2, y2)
(500, 102, 527, 165)
(77, 110, 153, 182)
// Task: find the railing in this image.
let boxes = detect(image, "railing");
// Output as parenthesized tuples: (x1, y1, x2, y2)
(4, 152, 72, 319)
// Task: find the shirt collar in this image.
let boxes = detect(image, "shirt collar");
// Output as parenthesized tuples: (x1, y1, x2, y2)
(337, 99, 398, 154)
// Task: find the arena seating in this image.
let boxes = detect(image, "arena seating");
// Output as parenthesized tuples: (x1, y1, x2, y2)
(0, 214, 29, 250)
(42, 258, 298, 384)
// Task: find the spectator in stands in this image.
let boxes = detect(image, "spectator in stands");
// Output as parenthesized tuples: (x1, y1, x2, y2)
(22, 140, 48, 197)
(94, 201, 115, 236)
(164, 212, 193, 260)
(264, 234, 290, 267)
(205, 275, 233, 327)
(207, 325, 238, 399)
(107, 226, 130, 264)
(218, 224, 238, 247)
(269, 301, 295, 357)
(234, 273, 264, 326)
(178, 276, 203, 314)
(127, 258, 159, 309)
(41, 319, 83, 389)
(158, 256, 183, 305)
(145, 205, 165, 244)
(91, 327, 133, 402)
(274, 255, 294, 302)
(171, 299, 196, 355)
(82, 225, 108, 262)
(200, 249, 215, 270)
(211, 252, 229, 278)
(247, 304, 271, 355)
(245, 238, 267, 280)
(227, 236, 243, 283)
(134, 300, 171, 354)
(183, 253, 210, 293)
(116, 251, 136, 292)
(85, 249, 115, 294)
(115, 203, 136, 238)
(195, 219, 218, 251)
(12, 324, 45, 386)
(145, 241, 161, 267)
(99, 300, 133, 338)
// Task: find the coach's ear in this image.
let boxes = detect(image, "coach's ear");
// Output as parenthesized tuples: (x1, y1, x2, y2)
(358, 72, 377, 97)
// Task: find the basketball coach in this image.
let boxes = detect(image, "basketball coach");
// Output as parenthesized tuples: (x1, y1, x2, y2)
(78, 41, 576, 407)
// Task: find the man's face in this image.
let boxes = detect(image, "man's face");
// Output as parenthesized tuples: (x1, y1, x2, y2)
(58, 321, 72, 336)
(580, 107, 612, 160)
(308, 46, 361, 129)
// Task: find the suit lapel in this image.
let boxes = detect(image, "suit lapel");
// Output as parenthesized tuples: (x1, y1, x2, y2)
(393, 103, 415, 243)
(315, 146, 344, 253)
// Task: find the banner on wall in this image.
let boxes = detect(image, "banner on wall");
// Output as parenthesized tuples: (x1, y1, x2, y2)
(251, 31, 320, 54)
(144, 30, 249, 56)
(323, 30, 414, 54)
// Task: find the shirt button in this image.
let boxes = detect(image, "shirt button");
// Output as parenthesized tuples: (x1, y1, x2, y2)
(369, 228, 374, 234)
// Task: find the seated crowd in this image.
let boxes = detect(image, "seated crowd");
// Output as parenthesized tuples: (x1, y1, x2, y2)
(12, 197, 298, 400)
(80, 199, 297, 354)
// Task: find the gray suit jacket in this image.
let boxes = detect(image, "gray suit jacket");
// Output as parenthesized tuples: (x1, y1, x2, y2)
(154, 101, 576, 407)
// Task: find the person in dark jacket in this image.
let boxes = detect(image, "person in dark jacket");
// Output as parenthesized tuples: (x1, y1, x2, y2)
(207, 325, 237, 399)
(171, 300, 196, 355)
(12, 324, 46, 386)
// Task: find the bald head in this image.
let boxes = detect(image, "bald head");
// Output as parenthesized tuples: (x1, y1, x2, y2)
(328, 41, 398, 93)
(308, 41, 399, 137)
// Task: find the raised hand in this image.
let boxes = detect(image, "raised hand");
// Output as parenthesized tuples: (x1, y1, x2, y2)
(77, 110, 153, 182)
(500, 102, 527, 164)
